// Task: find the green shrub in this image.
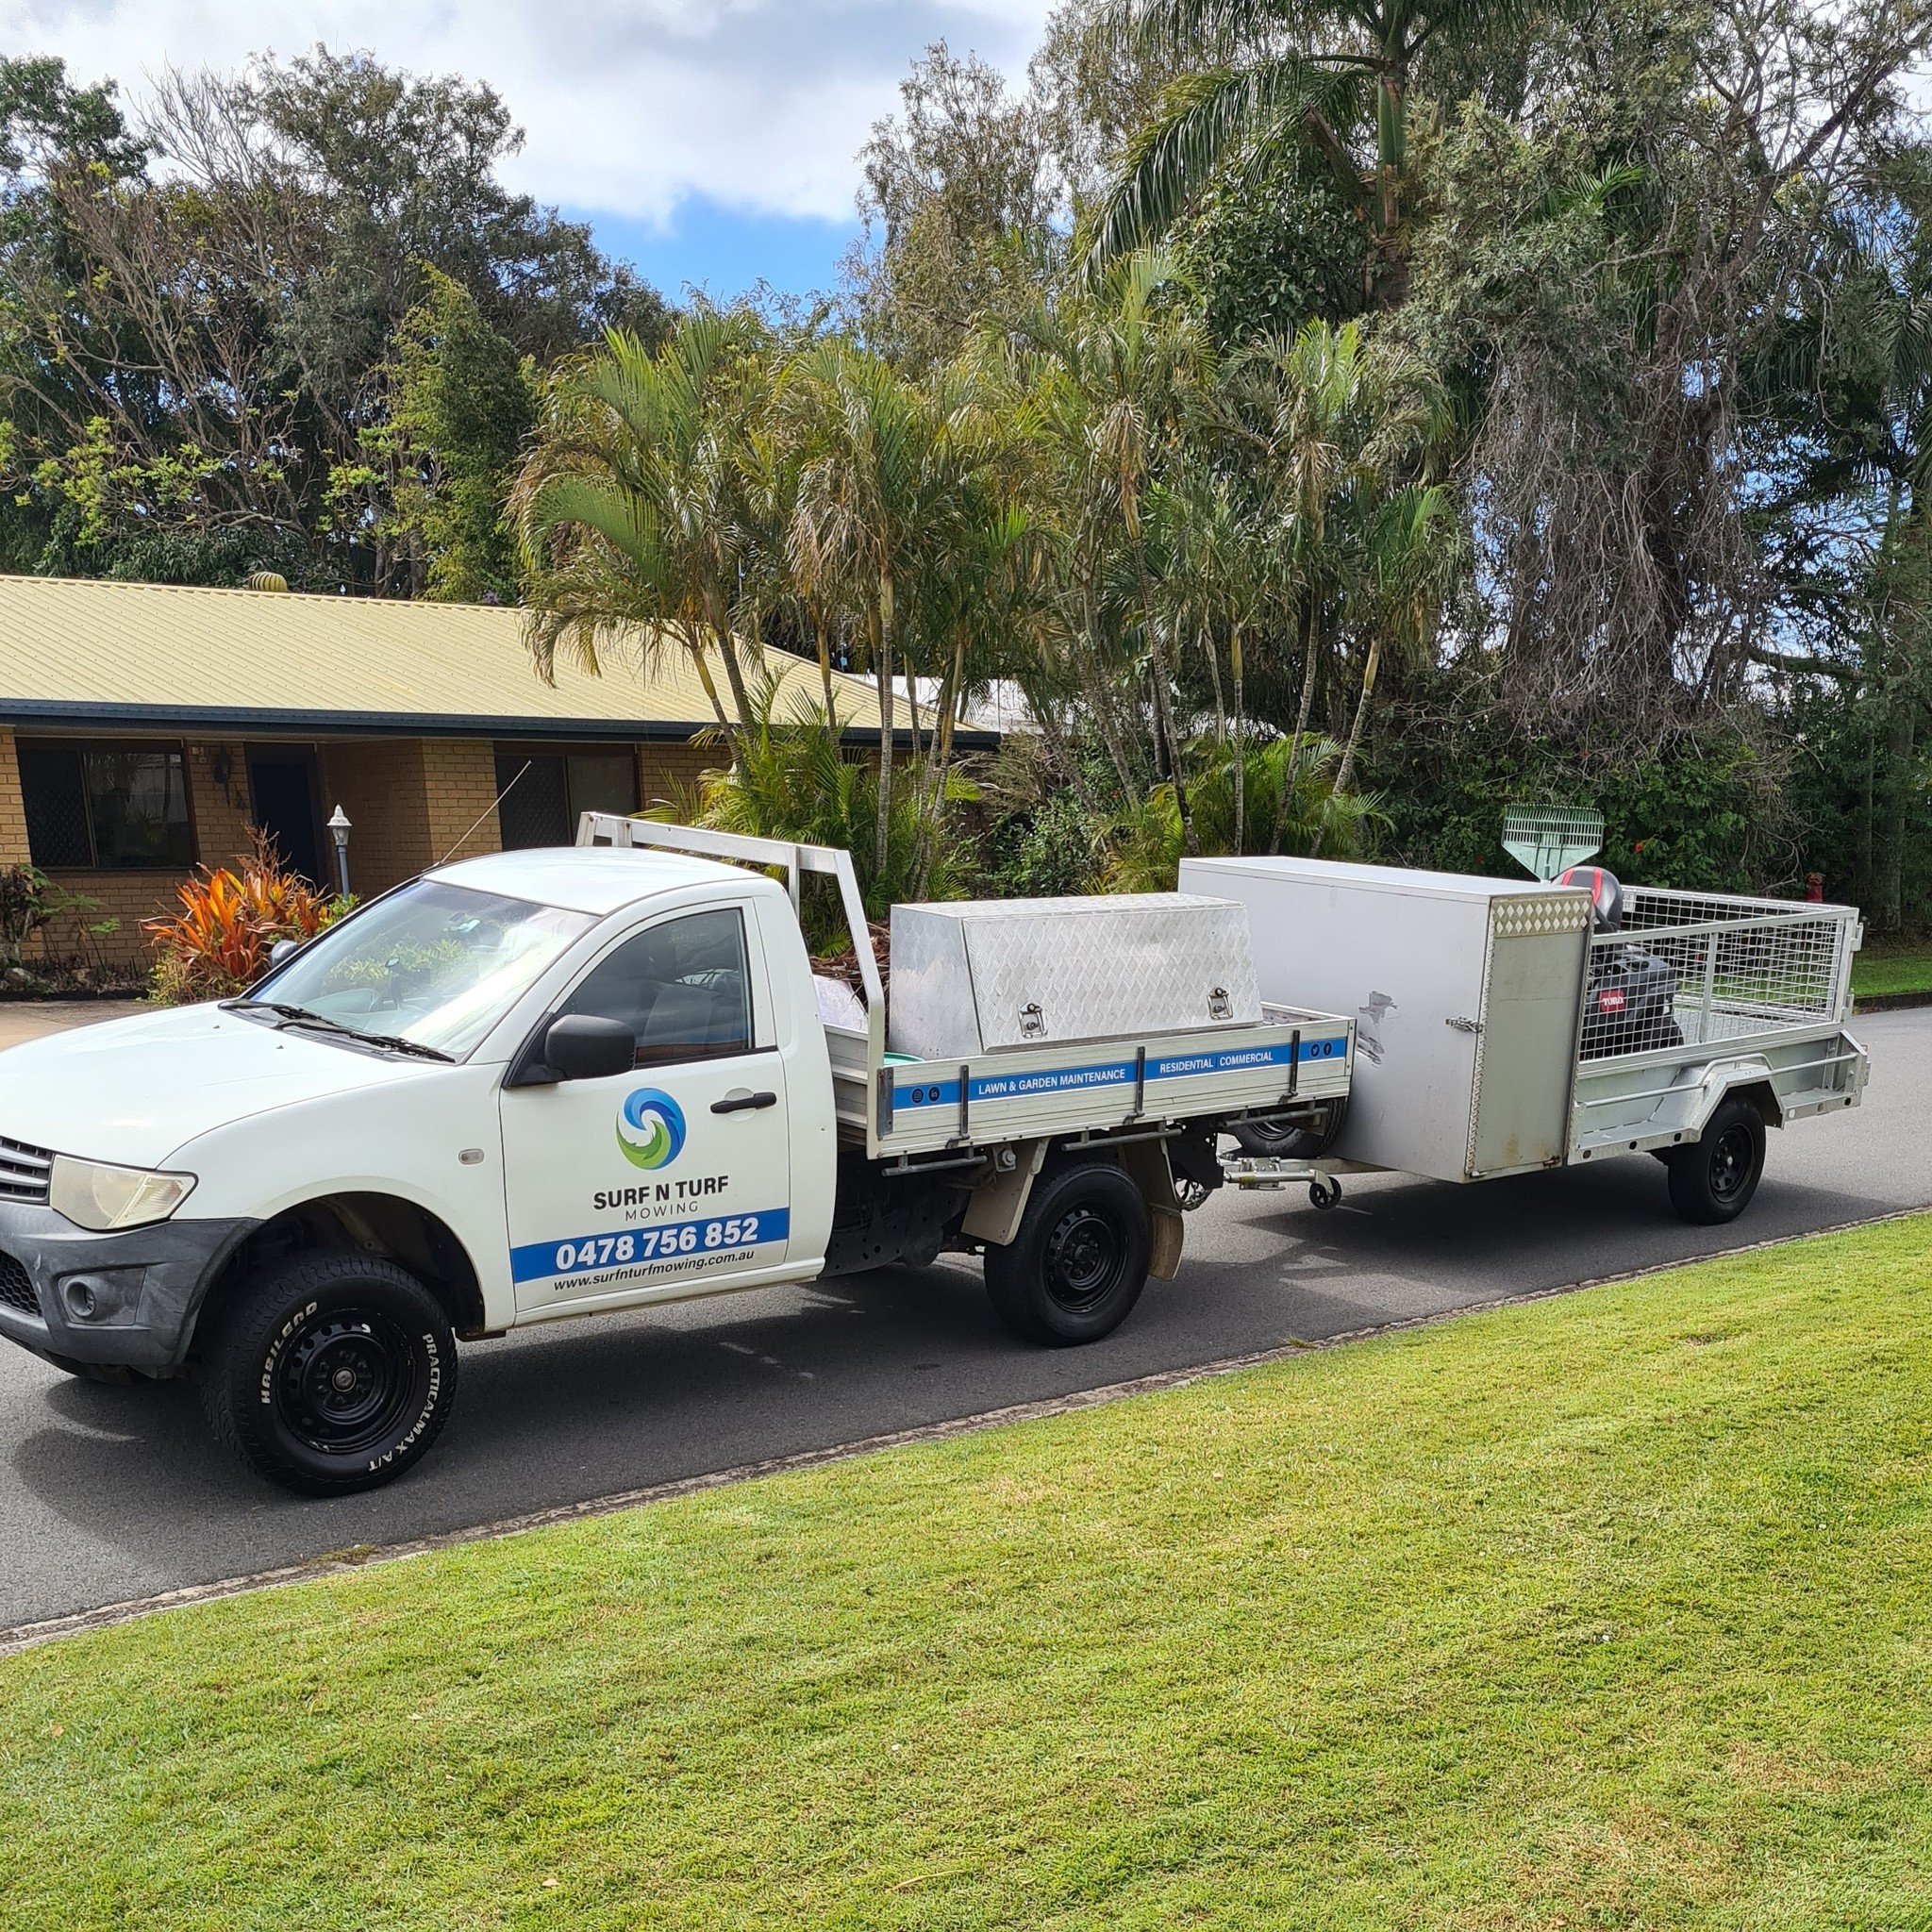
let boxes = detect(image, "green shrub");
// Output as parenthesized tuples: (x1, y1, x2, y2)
(1367, 696, 1779, 891)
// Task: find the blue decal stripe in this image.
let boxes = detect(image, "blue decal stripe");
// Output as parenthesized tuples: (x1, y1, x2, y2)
(513, 1207, 791, 1284)
(892, 1034, 1347, 1110)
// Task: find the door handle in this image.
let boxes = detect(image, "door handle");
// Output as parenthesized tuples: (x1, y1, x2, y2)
(712, 1090, 778, 1114)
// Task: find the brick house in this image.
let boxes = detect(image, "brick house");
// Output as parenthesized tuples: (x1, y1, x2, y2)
(0, 575, 972, 967)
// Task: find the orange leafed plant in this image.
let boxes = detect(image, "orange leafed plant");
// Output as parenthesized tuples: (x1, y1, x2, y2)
(145, 827, 341, 1004)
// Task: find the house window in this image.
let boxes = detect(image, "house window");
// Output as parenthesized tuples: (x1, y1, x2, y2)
(493, 746, 639, 849)
(17, 741, 193, 870)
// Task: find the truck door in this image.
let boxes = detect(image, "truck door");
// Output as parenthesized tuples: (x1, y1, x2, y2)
(500, 902, 796, 1317)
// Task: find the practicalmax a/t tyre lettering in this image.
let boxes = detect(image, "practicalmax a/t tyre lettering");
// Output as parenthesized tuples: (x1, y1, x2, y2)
(366, 1331, 442, 1472)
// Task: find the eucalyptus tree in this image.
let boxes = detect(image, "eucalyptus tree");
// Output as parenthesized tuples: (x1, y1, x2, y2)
(512, 310, 774, 754)
(1754, 147, 1932, 927)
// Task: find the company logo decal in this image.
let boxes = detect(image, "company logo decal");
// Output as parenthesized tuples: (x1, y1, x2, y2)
(616, 1088, 686, 1170)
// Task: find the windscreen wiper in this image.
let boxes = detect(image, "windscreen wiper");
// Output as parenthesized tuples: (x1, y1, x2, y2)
(335, 1028, 455, 1063)
(221, 998, 355, 1033)
(221, 999, 454, 1062)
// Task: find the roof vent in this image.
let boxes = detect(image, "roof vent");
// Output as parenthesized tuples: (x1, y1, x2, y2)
(246, 571, 290, 593)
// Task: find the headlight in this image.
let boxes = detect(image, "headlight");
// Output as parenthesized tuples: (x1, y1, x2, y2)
(49, 1158, 196, 1232)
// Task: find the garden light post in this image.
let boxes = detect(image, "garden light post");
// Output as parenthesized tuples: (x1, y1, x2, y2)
(327, 806, 351, 898)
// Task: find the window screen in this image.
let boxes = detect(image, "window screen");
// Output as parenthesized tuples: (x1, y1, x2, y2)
(562, 908, 754, 1065)
(18, 741, 192, 869)
(494, 748, 640, 850)
(495, 753, 570, 848)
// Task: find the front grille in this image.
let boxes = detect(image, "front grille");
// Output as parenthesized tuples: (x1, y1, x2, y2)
(0, 1137, 52, 1207)
(0, 1251, 40, 1318)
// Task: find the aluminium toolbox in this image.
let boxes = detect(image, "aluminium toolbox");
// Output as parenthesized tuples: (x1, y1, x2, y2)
(888, 893, 1263, 1060)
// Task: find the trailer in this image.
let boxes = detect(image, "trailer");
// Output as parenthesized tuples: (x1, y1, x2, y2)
(1178, 856, 1868, 1223)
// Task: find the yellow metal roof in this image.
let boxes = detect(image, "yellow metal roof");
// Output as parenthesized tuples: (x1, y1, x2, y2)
(0, 574, 954, 741)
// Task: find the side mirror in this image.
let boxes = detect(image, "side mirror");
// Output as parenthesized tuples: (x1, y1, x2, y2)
(269, 938, 299, 968)
(543, 1013, 636, 1082)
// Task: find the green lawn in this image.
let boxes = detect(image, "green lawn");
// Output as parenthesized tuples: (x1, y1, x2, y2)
(7, 1222, 1932, 1930)
(1853, 944, 1932, 999)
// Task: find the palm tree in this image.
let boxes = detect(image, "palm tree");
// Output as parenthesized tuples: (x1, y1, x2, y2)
(780, 341, 951, 875)
(1214, 319, 1441, 841)
(513, 312, 773, 756)
(1013, 248, 1214, 841)
(1158, 471, 1265, 848)
(1091, 0, 1524, 296)
(1331, 481, 1453, 792)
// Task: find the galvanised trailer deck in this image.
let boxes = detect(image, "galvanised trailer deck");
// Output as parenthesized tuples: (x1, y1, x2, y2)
(1182, 858, 1867, 1223)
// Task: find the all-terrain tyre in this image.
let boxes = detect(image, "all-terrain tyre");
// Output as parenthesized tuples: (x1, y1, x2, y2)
(199, 1253, 458, 1495)
(1232, 1094, 1348, 1162)
(1665, 1095, 1767, 1225)
(985, 1161, 1151, 1347)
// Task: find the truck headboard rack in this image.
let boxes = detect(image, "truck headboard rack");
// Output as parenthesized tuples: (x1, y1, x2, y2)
(576, 810, 887, 1067)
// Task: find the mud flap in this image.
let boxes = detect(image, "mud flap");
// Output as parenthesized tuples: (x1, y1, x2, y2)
(1121, 1141, 1186, 1281)
(961, 1140, 1047, 1246)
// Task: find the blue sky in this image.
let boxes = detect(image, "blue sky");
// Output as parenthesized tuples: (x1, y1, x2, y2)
(1, 0, 1054, 302)
(570, 200, 861, 308)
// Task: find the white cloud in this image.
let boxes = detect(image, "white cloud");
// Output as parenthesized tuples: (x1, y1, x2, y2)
(0, 0, 1056, 223)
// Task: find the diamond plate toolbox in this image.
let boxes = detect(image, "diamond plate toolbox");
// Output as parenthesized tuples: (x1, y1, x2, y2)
(888, 894, 1262, 1058)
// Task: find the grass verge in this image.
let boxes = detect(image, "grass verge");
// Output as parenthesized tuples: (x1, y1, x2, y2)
(6, 1220, 1932, 1929)
(1853, 943, 1932, 1000)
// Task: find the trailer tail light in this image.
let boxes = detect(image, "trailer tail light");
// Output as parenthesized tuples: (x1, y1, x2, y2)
(1597, 988, 1627, 1013)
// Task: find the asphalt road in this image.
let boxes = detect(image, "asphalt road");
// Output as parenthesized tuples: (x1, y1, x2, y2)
(4, 1006, 1928, 1632)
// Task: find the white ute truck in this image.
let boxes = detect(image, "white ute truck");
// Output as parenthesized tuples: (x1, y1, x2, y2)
(0, 818, 1351, 1494)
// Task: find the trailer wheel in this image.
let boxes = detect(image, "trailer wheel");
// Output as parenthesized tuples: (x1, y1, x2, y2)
(1665, 1095, 1766, 1224)
(984, 1162, 1151, 1347)
(200, 1254, 458, 1495)
(1233, 1094, 1348, 1161)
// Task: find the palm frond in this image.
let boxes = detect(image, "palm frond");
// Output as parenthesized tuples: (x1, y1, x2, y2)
(1085, 58, 1365, 272)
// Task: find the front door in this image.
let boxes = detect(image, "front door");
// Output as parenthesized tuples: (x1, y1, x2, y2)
(499, 903, 794, 1317)
(246, 748, 324, 886)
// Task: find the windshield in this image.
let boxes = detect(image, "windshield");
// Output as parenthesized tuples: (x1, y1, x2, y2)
(247, 881, 597, 1059)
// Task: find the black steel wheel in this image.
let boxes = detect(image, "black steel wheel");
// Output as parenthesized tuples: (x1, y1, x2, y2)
(985, 1161, 1151, 1346)
(1665, 1094, 1767, 1225)
(1233, 1095, 1348, 1162)
(200, 1253, 457, 1494)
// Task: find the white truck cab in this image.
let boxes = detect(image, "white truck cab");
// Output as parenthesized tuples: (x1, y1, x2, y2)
(0, 829, 1350, 1494)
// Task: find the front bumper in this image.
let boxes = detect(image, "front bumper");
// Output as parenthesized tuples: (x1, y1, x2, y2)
(0, 1204, 257, 1374)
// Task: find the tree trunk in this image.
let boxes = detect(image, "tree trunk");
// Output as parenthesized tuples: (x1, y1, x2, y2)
(1332, 638, 1381, 796)
(1274, 600, 1321, 853)
(681, 623, 735, 747)
(874, 575, 895, 879)
(1124, 517, 1196, 858)
(1076, 591, 1143, 806)
(1202, 621, 1226, 741)
(814, 611, 837, 719)
(1231, 623, 1245, 856)
(910, 626, 967, 901)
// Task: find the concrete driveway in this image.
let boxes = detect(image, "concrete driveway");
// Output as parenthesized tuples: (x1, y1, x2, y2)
(1, 1005, 1926, 1635)
(0, 1000, 146, 1050)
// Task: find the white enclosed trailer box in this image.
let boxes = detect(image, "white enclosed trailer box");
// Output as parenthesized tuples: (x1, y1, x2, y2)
(1179, 858, 1592, 1181)
(1179, 856, 1869, 1205)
